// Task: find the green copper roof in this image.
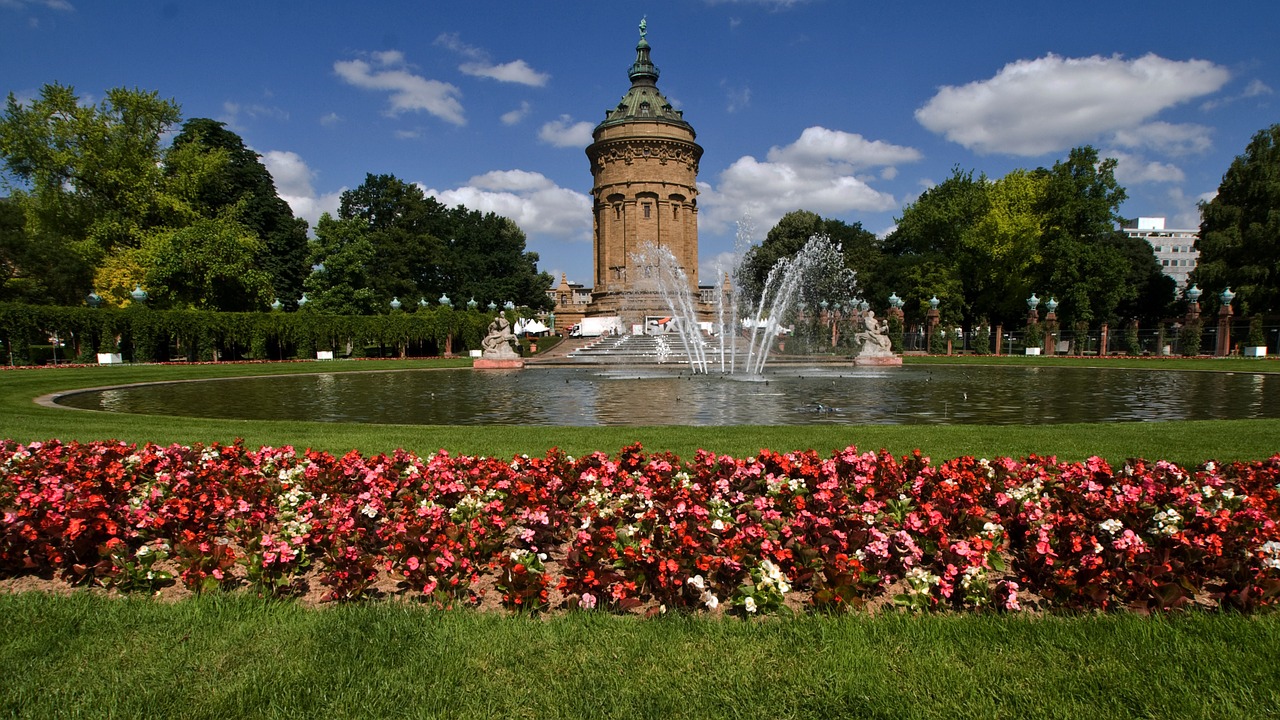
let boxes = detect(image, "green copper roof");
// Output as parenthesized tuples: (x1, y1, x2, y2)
(595, 27, 694, 136)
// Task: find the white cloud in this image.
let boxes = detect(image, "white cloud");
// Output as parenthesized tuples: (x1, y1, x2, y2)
(699, 126, 917, 234)
(699, 251, 741, 287)
(1112, 121, 1212, 156)
(436, 32, 550, 87)
(1242, 79, 1274, 98)
(1106, 149, 1185, 185)
(501, 101, 531, 126)
(260, 150, 343, 230)
(460, 59, 550, 87)
(219, 100, 288, 129)
(421, 170, 591, 241)
(916, 53, 1230, 156)
(1202, 78, 1275, 111)
(538, 115, 594, 148)
(0, 0, 74, 11)
(766, 126, 922, 168)
(722, 81, 751, 113)
(319, 112, 342, 127)
(334, 51, 465, 125)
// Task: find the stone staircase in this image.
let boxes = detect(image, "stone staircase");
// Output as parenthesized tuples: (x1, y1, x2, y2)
(560, 333, 707, 365)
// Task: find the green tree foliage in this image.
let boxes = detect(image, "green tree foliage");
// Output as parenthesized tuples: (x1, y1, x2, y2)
(882, 168, 989, 325)
(1034, 147, 1133, 326)
(168, 119, 309, 308)
(964, 170, 1045, 323)
(336, 173, 447, 308)
(303, 213, 378, 315)
(140, 215, 274, 311)
(738, 209, 876, 308)
(0, 83, 183, 302)
(1193, 124, 1280, 314)
(320, 173, 553, 312)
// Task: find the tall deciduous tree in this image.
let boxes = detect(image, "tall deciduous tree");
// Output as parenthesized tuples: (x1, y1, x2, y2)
(0, 83, 182, 303)
(326, 173, 553, 312)
(303, 213, 378, 316)
(882, 168, 989, 325)
(168, 119, 309, 307)
(139, 215, 274, 311)
(739, 209, 876, 309)
(1035, 146, 1133, 325)
(1193, 124, 1280, 314)
(338, 173, 448, 309)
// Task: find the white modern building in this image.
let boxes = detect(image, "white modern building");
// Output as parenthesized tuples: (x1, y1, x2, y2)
(1121, 217, 1199, 288)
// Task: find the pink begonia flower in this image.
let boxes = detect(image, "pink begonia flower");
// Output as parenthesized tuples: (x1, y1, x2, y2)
(580, 592, 597, 610)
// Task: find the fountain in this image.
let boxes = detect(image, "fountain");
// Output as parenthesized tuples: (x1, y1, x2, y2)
(626, 232, 867, 374)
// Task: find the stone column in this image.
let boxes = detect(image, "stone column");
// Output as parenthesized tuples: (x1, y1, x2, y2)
(994, 324, 1003, 355)
(1099, 323, 1109, 356)
(1217, 303, 1233, 356)
(925, 307, 940, 354)
(1043, 309, 1057, 356)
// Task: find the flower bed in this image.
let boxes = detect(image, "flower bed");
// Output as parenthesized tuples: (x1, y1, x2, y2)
(3, 439, 1279, 614)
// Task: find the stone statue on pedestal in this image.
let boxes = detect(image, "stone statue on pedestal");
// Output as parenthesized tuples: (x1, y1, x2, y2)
(481, 315, 520, 359)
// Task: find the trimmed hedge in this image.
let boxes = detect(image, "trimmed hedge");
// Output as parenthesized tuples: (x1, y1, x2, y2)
(0, 302, 498, 364)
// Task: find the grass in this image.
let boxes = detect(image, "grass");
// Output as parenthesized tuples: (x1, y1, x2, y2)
(1, 355, 1277, 464)
(2, 592, 1278, 719)
(3, 355, 1279, 719)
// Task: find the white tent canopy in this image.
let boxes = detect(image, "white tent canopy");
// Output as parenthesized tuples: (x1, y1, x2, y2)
(514, 319, 550, 335)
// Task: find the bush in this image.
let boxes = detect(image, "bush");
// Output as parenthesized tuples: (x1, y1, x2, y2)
(1249, 315, 1266, 348)
(1180, 320, 1203, 356)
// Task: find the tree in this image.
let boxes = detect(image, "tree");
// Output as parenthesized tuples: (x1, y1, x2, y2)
(168, 119, 309, 307)
(447, 208, 554, 311)
(882, 168, 989, 325)
(739, 210, 877, 309)
(338, 173, 448, 309)
(0, 83, 183, 302)
(1193, 124, 1280, 314)
(963, 169, 1046, 325)
(135, 215, 274, 311)
(332, 173, 553, 312)
(303, 213, 378, 315)
(1034, 146, 1131, 326)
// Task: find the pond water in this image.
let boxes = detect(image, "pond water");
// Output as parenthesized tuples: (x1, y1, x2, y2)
(54, 365, 1280, 426)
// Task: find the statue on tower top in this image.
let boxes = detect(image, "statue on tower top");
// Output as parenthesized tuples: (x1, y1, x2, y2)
(639, 16, 647, 41)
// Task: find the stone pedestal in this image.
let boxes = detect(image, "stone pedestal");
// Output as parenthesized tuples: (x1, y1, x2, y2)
(474, 357, 525, 370)
(1043, 311, 1057, 356)
(854, 355, 902, 367)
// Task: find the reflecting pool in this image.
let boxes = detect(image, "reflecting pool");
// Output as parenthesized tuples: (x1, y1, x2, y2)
(54, 365, 1280, 427)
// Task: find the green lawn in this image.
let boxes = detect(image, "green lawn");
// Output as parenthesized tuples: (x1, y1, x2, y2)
(2, 593, 1278, 720)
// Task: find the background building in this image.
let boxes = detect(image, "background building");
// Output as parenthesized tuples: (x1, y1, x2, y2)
(1121, 217, 1200, 288)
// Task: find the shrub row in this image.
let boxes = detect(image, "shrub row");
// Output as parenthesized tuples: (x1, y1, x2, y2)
(0, 303, 500, 364)
(2, 439, 1278, 614)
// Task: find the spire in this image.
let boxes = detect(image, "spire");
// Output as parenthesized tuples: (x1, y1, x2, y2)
(596, 18, 693, 134)
(629, 16, 659, 87)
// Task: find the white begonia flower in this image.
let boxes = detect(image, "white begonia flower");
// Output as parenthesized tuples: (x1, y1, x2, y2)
(689, 574, 705, 591)
(1099, 518, 1124, 536)
(703, 592, 719, 610)
(744, 596, 757, 614)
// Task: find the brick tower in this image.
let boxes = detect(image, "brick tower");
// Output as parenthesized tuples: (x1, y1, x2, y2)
(583, 19, 703, 321)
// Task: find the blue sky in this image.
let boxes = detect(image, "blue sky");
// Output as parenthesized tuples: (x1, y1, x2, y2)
(3, 0, 1277, 290)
